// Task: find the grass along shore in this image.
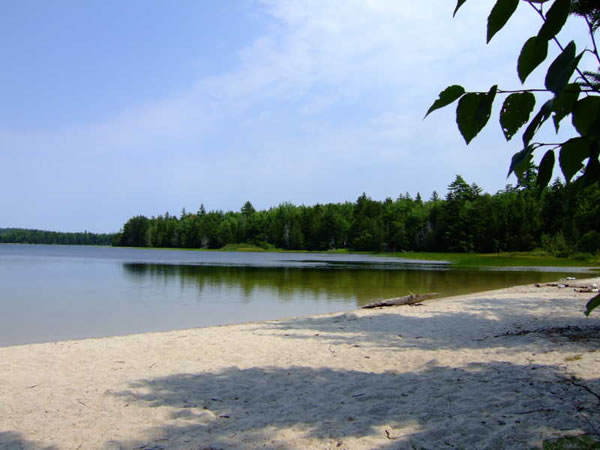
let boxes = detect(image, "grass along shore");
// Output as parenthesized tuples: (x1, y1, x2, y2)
(379, 250, 600, 268)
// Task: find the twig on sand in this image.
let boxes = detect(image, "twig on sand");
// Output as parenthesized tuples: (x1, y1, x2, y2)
(494, 325, 600, 340)
(362, 293, 438, 309)
(578, 411, 600, 439)
(563, 376, 600, 403)
(511, 408, 555, 415)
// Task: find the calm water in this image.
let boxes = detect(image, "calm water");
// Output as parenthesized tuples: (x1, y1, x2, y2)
(0, 244, 592, 347)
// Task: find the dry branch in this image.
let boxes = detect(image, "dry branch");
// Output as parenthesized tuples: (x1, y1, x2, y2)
(362, 293, 438, 309)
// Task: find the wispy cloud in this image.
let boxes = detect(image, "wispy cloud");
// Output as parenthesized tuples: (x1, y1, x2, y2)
(1, 0, 591, 231)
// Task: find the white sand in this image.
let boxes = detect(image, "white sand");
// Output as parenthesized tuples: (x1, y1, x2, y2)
(2, 278, 600, 449)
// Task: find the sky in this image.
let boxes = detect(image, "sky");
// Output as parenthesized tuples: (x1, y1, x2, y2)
(0, 0, 595, 233)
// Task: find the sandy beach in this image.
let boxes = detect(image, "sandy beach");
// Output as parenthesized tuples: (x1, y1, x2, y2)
(2, 278, 600, 449)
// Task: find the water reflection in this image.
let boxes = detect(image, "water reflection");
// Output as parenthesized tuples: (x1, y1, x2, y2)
(122, 263, 582, 306)
(0, 244, 590, 346)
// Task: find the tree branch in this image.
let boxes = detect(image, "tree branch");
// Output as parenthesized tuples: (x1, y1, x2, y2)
(525, 1, 596, 90)
(466, 87, 591, 95)
(585, 15, 600, 66)
(499, 88, 553, 93)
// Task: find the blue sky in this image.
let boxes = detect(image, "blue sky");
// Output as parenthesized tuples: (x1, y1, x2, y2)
(0, 0, 594, 232)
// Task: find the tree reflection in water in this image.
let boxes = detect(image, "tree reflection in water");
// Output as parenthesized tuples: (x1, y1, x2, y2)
(122, 262, 580, 306)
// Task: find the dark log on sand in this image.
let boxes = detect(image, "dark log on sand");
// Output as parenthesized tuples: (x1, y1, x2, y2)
(536, 282, 599, 292)
(362, 293, 439, 309)
(575, 287, 600, 293)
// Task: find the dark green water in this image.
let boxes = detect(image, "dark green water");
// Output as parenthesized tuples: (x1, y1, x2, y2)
(0, 244, 592, 347)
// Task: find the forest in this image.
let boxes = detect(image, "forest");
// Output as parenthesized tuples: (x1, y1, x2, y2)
(114, 174, 600, 257)
(0, 228, 114, 246)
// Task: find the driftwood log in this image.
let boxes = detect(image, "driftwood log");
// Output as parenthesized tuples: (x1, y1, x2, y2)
(536, 282, 599, 292)
(362, 293, 439, 309)
(575, 287, 600, 293)
(536, 282, 574, 288)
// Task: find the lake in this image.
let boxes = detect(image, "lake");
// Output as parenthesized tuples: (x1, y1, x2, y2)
(0, 244, 593, 347)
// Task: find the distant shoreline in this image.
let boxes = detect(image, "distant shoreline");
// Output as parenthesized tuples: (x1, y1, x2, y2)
(4, 240, 599, 269)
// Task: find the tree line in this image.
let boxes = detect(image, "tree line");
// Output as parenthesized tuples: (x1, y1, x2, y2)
(0, 228, 114, 246)
(114, 175, 600, 256)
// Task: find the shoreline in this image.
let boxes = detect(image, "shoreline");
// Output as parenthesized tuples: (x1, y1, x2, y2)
(4, 242, 600, 268)
(2, 278, 600, 449)
(1, 272, 596, 350)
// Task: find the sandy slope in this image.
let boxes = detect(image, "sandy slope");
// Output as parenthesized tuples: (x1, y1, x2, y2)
(1, 278, 600, 449)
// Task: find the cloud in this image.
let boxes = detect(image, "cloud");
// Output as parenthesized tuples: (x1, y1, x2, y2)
(0, 0, 592, 231)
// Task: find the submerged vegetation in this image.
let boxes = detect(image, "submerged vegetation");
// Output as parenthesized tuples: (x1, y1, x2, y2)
(114, 174, 600, 263)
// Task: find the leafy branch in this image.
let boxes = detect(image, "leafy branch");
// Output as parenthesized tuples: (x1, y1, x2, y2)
(427, 0, 599, 186)
(525, 0, 597, 89)
(427, 0, 600, 314)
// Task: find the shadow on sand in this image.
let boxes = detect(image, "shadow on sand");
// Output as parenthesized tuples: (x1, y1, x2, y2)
(251, 293, 600, 352)
(110, 361, 600, 449)
(101, 291, 600, 448)
(0, 432, 57, 450)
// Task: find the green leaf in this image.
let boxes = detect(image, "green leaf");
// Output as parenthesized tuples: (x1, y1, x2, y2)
(476, 85, 498, 122)
(552, 83, 580, 131)
(522, 99, 553, 147)
(454, 0, 468, 17)
(500, 92, 536, 141)
(537, 150, 555, 188)
(572, 96, 600, 138)
(518, 36, 548, 83)
(508, 145, 535, 178)
(425, 85, 465, 118)
(545, 41, 582, 94)
(487, 0, 519, 43)
(581, 151, 600, 187)
(559, 137, 590, 182)
(456, 86, 497, 144)
(585, 293, 600, 316)
(457, 95, 481, 145)
(537, 0, 571, 41)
